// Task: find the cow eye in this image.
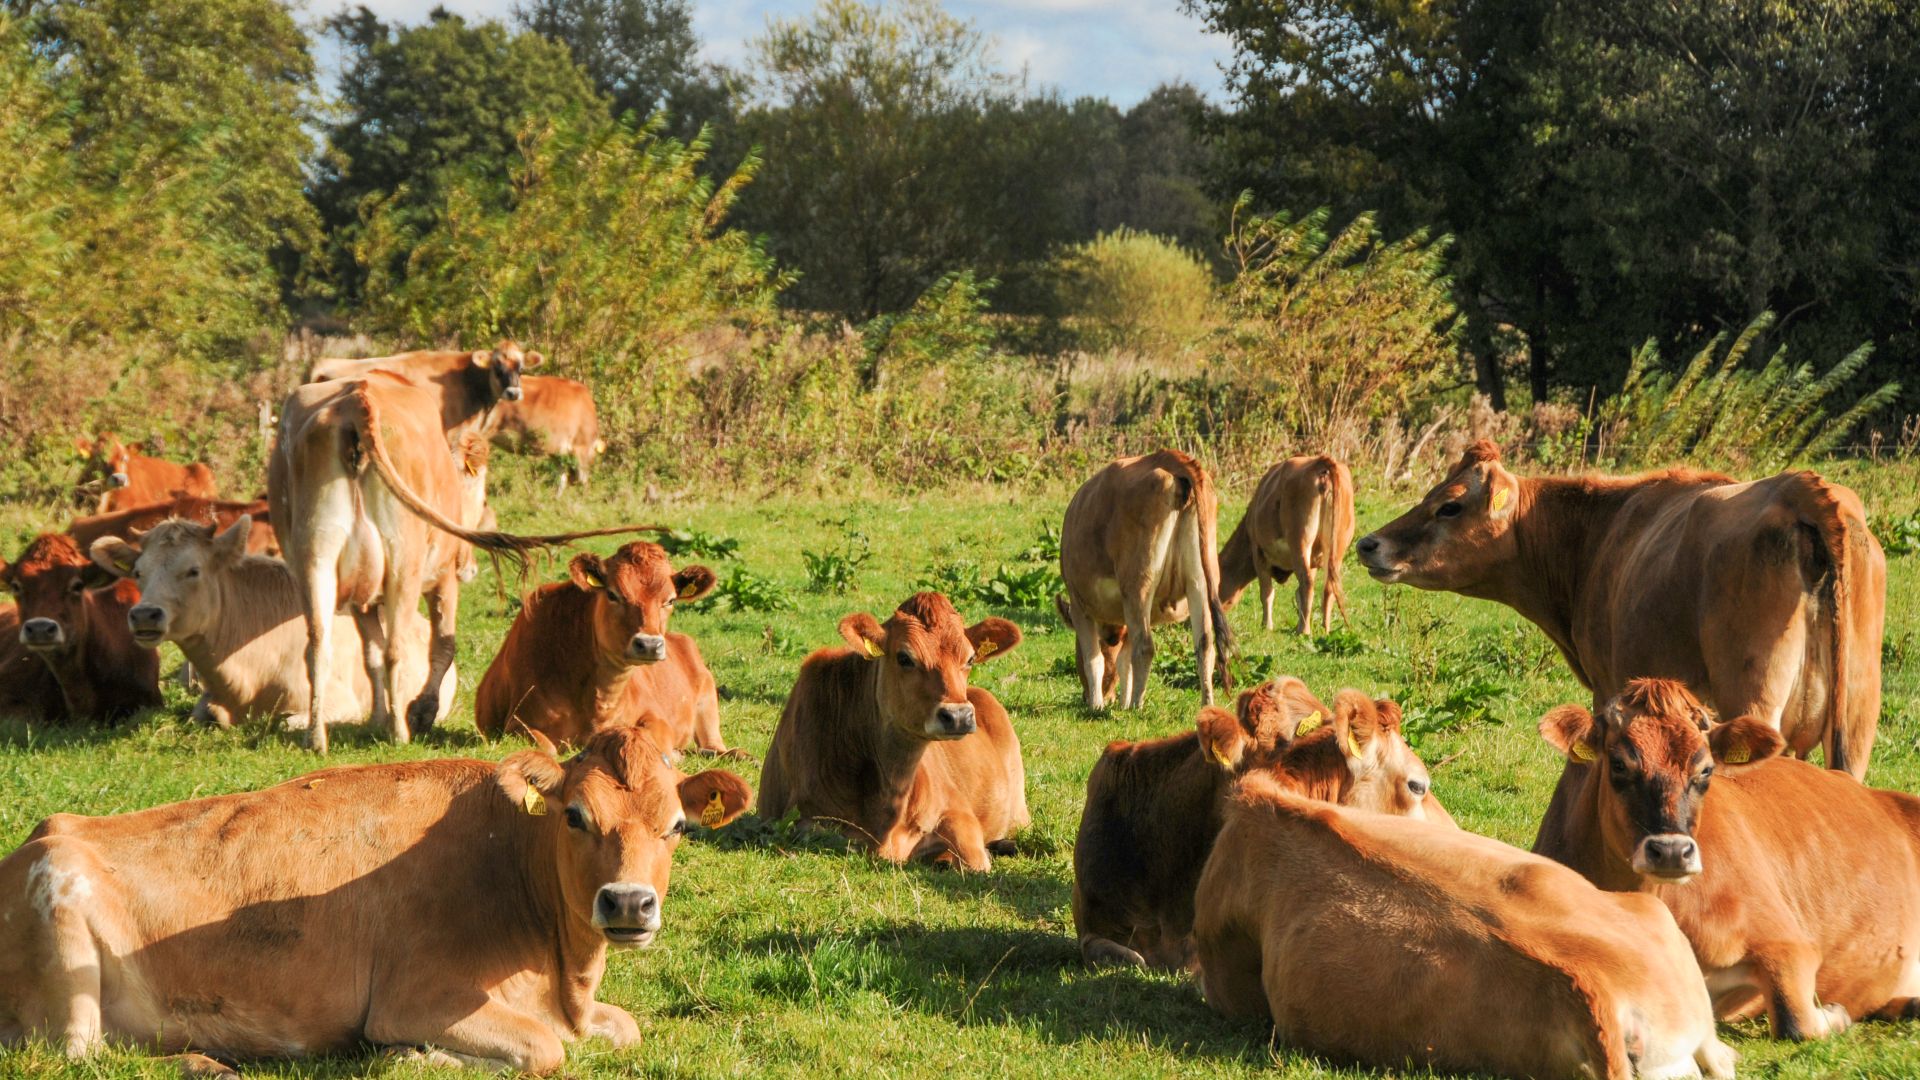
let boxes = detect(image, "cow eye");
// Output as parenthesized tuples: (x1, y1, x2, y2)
(1436, 501, 1464, 519)
(663, 596, 676, 607)
(1693, 767, 1714, 788)
(184, 568, 200, 579)
(1407, 778, 1429, 798)
(67, 579, 86, 594)
(1609, 758, 1631, 782)
(896, 651, 914, 669)
(664, 818, 689, 838)
(564, 806, 589, 832)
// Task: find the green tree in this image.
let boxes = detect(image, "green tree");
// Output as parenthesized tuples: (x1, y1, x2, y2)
(513, 0, 731, 139)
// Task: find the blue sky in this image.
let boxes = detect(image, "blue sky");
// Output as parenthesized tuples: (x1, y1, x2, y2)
(316, 1, 1235, 106)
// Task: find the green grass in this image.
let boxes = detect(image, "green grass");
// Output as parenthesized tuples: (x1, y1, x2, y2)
(2, 455, 1917, 1079)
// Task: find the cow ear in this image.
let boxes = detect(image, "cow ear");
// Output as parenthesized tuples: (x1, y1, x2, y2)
(212, 515, 252, 561)
(1540, 705, 1600, 766)
(78, 561, 120, 592)
(522, 349, 544, 369)
(568, 553, 608, 592)
(1195, 705, 1249, 771)
(1707, 715, 1784, 772)
(75, 436, 93, 455)
(965, 617, 1021, 663)
(839, 613, 886, 659)
(672, 565, 717, 603)
(89, 537, 140, 578)
(678, 769, 751, 829)
(1331, 690, 1381, 767)
(470, 349, 494, 368)
(497, 746, 565, 814)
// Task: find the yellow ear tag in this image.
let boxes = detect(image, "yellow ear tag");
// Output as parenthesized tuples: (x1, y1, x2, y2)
(1347, 733, 1364, 758)
(976, 639, 997, 661)
(701, 788, 726, 828)
(862, 638, 884, 659)
(1491, 487, 1511, 513)
(1722, 743, 1751, 765)
(523, 786, 548, 816)
(1208, 742, 1235, 770)
(678, 581, 700, 600)
(1294, 710, 1324, 736)
(1570, 741, 1597, 764)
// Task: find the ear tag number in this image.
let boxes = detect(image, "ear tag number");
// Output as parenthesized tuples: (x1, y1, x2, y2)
(976, 639, 997, 660)
(701, 789, 726, 827)
(1570, 741, 1597, 764)
(523, 786, 548, 816)
(1722, 743, 1751, 765)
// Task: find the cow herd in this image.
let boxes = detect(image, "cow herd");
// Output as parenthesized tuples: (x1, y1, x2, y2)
(0, 344, 1907, 1079)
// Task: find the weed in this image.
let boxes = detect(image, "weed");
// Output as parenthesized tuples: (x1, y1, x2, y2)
(1874, 510, 1920, 557)
(1015, 521, 1063, 564)
(1304, 628, 1368, 657)
(698, 567, 796, 612)
(974, 564, 1062, 612)
(801, 525, 871, 594)
(657, 527, 743, 561)
(1397, 677, 1505, 751)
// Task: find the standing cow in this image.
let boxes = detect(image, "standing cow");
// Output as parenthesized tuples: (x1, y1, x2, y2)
(491, 374, 604, 493)
(1357, 440, 1884, 777)
(308, 340, 541, 449)
(0, 534, 159, 723)
(1058, 449, 1233, 709)
(1219, 454, 1356, 634)
(0, 725, 751, 1074)
(75, 433, 219, 514)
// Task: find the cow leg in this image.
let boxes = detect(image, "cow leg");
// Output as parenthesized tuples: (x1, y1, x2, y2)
(1176, 510, 1216, 706)
(554, 466, 569, 497)
(1069, 603, 1107, 710)
(1328, 562, 1350, 628)
(405, 574, 460, 739)
(372, 1000, 565, 1074)
(1869, 997, 1920, 1021)
(191, 693, 232, 730)
(351, 606, 392, 734)
(690, 686, 738, 757)
(377, 579, 423, 745)
(1293, 562, 1314, 636)
(297, 548, 343, 755)
(1197, 922, 1268, 1020)
(1256, 564, 1274, 632)
(14, 840, 108, 1057)
(1756, 940, 1850, 1039)
(931, 812, 991, 872)
(1080, 934, 1147, 969)
(1121, 604, 1154, 710)
(583, 1001, 639, 1046)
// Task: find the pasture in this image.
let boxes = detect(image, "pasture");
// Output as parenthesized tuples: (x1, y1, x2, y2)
(2, 454, 1916, 1079)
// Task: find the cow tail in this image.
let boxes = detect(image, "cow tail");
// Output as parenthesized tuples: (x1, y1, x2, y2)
(1217, 512, 1256, 610)
(1781, 472, 1870, 777)
(1181, 456, 1235, 682)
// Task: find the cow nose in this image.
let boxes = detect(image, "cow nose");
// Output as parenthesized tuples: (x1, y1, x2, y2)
(502, 385, 523, 402)
(128, 605, 165, 629)
(934, 702, 976, 736)
(20, 618, 62, 648)
(629, 633, 667, 662)
(109, 472, 130, 488)
(1357, 535, 1380, 556)
(595, 883, 661, 931)
(1636, 834, 1701, 878)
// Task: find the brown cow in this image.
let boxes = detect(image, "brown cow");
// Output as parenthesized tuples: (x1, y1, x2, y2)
(1195, 774, 1734, 1080)
(1058, 449, 1233, 709)
(0, 534, 159, 723)
(308, 340, 542, 449)
(757, 593, 1027, 870)
(1219, 454, 1355, 634)
(68, 495, 278, 557)
(1536, 678, 1920, 1041)
(0, 724, 751, 1074)
(90, 517, 455, 731)
(0, 604, 62, 720)
(75, 433, 219, 514)
(491, 374, 604, 493)
(1357, 440, 1884, 777)
(475, 541, 736, 755)
(1073, 679, 1448, 970)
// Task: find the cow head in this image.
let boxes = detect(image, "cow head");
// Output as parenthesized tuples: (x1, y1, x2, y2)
(568, 542, 715, 666)
(1357, 440, 1522, 591)
(1194, 676, 1329, 772)
(497, 723, 750, 949)
(1199, 683, 1440, 819)
(0, 533, 123, 657)
(840, 592, 1021, 740)
(90, 517, 253, 647)
(468, 339, 544, 406)
(76, 433, 133, 489)
(1539, 678, 1782, 883)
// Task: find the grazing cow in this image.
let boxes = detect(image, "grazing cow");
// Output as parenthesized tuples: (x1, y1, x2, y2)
(0, 604, 62, 720)
(270, 371, 639, 752)
(1195, 774, 1734, 1080)
(475, 542, 735, 755)
(75, 433, 219, 514)
(1074, 679, 1448, 970)
(757, 593, 1027, 870)
(308, 340, 542, 449)
(89, 517, 455, 731)
(1219, 454, 1355, 634)
(0, 724, 751, 1074)
(1357, 440, 1884, 777)
(1058, 449, 1233, 709)
(0, 534, 159, 723)
(1536, 678, 1920, 1041)
(492, 375, 604, 493)
(68, 495, 278, 557)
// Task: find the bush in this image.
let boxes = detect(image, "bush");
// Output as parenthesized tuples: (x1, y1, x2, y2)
(1048, 229, 1215, 354)
(801, 525, 871, 594)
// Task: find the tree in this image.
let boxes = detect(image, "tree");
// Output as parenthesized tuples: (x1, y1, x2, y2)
(513, 0, 730, 139)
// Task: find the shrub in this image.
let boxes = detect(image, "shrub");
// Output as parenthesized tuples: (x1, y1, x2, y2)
(656, 528, 742, 561)
(1049, 229, 1215, 354)
(695, 567, 796, 612)
(801, 526, 871, 594)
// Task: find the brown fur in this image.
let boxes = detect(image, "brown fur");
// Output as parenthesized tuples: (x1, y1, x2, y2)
(76, 433, 219, 514)
(68, 495, 278, 557)
(0, 534, 159, 723)
(491, 375, 603, 492)
(1219, 454, 1356, 634)
(757, 592, 1028, 870)
(308, 340, 544, 450)
(1193, 774, 1733, 1080)
(0, 604, 62, 720)
(1536, 678, 1920, 1041)
(0, 727, 751, 1072)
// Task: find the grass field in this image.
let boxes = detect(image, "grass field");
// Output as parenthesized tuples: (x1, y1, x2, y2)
(2, 454, 1916, 1079)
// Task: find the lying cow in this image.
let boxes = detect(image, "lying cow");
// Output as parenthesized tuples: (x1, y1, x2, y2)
(1218, 454, 1355, 634)
(758, 592, 1027, 870)
(1195, 773, 1734, 1079)
(0, 534, 158, 723)
(68, 494, 278, 557)
(1358, 441, 1884, 777)
(1058, 449, 1233, 709)
(89, 516, 455, 731)
(475, 541, 736, 755)
(1536, 678, 1920, 1040)
(492, 374, 604, 493)
(1074, 679, 1447, 970)
(0, 724, 750, 1073)
(75, 433, 219, 514)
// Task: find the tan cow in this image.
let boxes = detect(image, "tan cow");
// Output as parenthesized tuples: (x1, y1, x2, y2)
(1074, 679, 1448, 970)
(757, 592, 1027, 870)
(1219, 454, 1355, 634)
(308, 340, 542, 449)
(1195, 774, 1734, 1079)
(0, 724, 751, 1074)
(475, 541, 736, 756)
(75, 433, 219, 514)
(1536, 678, 1920, 1040)
(90, 516, 455, 731)
(491, 374, 604, 493)
(1358, 440, 1884, 777)
(1058, 449, 1233, 709)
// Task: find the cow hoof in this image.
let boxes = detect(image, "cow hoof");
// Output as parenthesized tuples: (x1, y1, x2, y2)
(1081, 937, 1147, 969)
(406, 697, 439, 737)
(171, 1052, 240, 1079)
(1821, 1002, 1853, 1035)
(985, 838, 1018, 857)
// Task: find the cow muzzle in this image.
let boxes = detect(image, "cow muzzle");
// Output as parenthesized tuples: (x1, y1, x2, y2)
(109, 472, 130, 488)
(1632, 833, 1702, 882)
(928, 702, 976, 739)
(593, 883, 661, 947)
(19, 618, 65, 651)
(627, 633, 667, 663)
(127, 604, 169, 645)
(1355, 535, 1404, 581)
(502, 385, 523, 402)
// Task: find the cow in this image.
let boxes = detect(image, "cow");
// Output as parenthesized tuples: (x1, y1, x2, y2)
(68, 495, 278, 557)
(307, 340, 542, 449)
(89, 516, 455, 732)
(491, 374, 604, 493)
(0, 604, 62, 720)
(475, 541, 737, 756)
(270, 370, 642, 752)
(0, 534, 159, 723)
(1073, 679, 1449, 971)
(757, 592, 1027, 871)
(0, 724, 752, 1074)
(1535, 677, 1920, 1041)
(1058, 449, 1233, 709)
(1218, 454, 1355, 634)
(75, 433, 219, 514)
(1194, 773, 1735, 1080)
(1357, 440, 1884, 778)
